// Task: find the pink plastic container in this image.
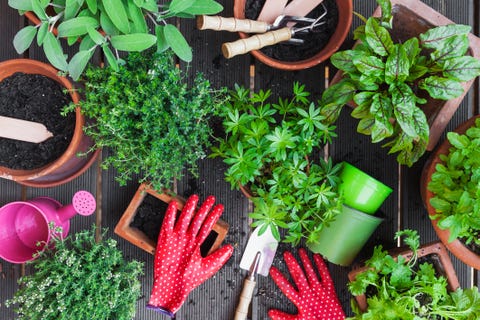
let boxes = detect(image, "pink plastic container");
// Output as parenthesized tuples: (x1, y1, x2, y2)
(0, 190, 96, 263)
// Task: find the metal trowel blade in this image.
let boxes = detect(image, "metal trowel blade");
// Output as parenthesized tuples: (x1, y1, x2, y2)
(239, 225, 278, 277)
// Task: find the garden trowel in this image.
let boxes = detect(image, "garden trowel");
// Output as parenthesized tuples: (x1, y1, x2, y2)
(0, 116, 53, 143)
(240, 225, 278, 277)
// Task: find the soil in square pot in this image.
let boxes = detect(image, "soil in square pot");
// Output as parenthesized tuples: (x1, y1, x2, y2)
(114, 183, 229, 256)
(0, 72, 74, 170)
(330, 0, 480, 152)
(0, 59, 99, 187)
(421, 115, 480, 269)
(130, 194, 220, 257)
(348, 241, 460, 313)
(234, 0, 352, 70)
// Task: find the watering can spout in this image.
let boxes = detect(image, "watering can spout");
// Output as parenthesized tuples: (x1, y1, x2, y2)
(58, 190, 96, 222)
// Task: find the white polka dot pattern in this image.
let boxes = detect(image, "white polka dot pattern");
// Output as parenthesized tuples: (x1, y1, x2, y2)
(147, 195, 234, 316)
(268, 248, 345, 320)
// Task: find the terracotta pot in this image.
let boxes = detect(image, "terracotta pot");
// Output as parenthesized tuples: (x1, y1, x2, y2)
(0, 59, 99, 187)
(348, 241, 460, 313)
(233, 0, 353, 70)
(420, 115, 480, 269)
(330, 0, 480, 151)
(114, 182, 229, 256)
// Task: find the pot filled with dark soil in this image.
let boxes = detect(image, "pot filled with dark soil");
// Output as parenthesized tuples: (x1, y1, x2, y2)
(0, 59, 98, 187)
(233, 0, 352, 70)
(114, 182, 229, 256)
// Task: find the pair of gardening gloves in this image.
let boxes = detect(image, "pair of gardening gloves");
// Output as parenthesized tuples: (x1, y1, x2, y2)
(147, 194, 344, 319)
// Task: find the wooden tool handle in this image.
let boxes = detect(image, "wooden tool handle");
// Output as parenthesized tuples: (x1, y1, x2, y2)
(222, 27, 292, 59)
(197, 15, 269, 33)
(234, 278, 256, 320)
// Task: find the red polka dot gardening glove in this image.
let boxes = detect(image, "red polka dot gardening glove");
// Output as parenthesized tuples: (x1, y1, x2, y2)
(268, 248, 345, 320)
(146, 195, 234, 318)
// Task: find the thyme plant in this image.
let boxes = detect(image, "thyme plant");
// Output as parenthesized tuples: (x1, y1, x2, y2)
(63, 50, 225, 191)
(6, 226, 143, 320)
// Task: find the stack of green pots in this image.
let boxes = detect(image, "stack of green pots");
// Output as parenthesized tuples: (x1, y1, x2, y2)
(307, 162, 392, 266)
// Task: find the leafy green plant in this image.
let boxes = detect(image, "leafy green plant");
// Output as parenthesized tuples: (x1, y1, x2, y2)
(9, 0, 223, 79)
(210, 82, 342, 244)
(320, 0, 480, 166)
(63, 50, 225, 191)
(427, 117, 480, 246)
(5, 225, 143, 320)
(348, 229, 480, 319)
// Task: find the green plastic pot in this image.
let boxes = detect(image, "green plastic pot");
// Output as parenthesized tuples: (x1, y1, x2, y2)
(307, 205, 383, 266)
(338, 162, 392, 214)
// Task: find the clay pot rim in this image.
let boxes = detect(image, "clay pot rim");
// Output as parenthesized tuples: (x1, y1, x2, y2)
(348, 240, 460, 312)
(0, 58, 97, 183)
(421, 115, 480, 270)
(233, 0, 353, 70)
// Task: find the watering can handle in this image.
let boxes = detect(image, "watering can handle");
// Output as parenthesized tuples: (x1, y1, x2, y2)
(222, 28, 292, 59)
(197, 15, 269, 33)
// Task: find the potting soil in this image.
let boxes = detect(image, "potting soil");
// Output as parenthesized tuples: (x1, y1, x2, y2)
(0, 72, 74, 170)
(245, 0, 339, 61)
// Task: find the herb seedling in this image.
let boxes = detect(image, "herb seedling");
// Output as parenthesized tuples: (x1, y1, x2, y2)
(428, 117, 480, 246)
(320, 0, 480, 166)
(348, 229, 480, 319)
(211, 82, 342, 244)
(63, 50, 225, 191)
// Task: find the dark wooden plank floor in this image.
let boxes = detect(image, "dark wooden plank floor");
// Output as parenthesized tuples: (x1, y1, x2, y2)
(1, 1, 479, 319)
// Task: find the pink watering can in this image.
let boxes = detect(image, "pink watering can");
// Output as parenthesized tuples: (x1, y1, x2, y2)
(0, 190, 96, 264)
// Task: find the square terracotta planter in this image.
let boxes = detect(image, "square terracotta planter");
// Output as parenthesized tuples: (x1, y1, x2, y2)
(348, 241, 460, 313)
(331, 0, 480, 151)
(114, 183, 229, 256)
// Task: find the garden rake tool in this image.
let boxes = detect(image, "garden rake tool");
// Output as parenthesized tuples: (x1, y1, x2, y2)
(221, 3, 328, 59)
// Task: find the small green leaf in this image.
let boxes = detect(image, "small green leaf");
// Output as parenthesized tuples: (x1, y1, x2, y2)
(100, 10, 119, 36)
(57, 17, 99, 37)
(442, 56, 480, 82)
(79, 35, 96, 51)
(65, 0, 81, 20)
(13, 26, 37, 54)
(365, 17, 394, 56)
(353, 54, 385, 78)
(86, 0, 98, 14)
(390, 84, 418, 138)
(169, 0, 193, 13)
(8, 0, 33, 10)
(420, 24, 471, 49)
(141, 0, 157, 12)
(402, 37, 421, 59)
(330, 50, 357, 74)
(357, 116, 375, 135)
(87, 27, 105, 45)
(43, 32, 68, 71)
(31, 0, 47, 20)
(430, 35, 469, 64)
(103, 0, 130, 34)
(37, 22, 48, 46)
(182, 0, 223, 15)
(102, 45, 119, 71)
(419, 76, 464, 100)
(155, 25, 169, 53)
(447, 132, 470, 149)
(127, 0, 148, 33)
(163, 24, 192, 62)
(68, 49, 94, 80)
(110, 33, 157, 51)
(385, 44, 409, 84)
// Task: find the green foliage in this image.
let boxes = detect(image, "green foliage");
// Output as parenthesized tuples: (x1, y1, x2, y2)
(9, 0, 223, 79)
(210, 82, 342, 245)
(428, 118, 480, 245)
(348, 229, 480, 319)
(64, 50, 225, 190)
(321, 0, 480, 167)
(5, 225, 143, 320)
